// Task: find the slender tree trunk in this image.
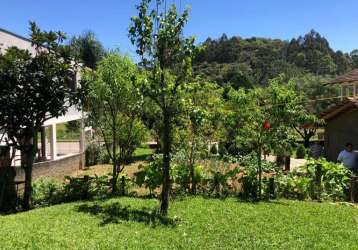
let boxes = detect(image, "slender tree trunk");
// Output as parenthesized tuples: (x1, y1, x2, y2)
(303, 137, 310, 149)
(190, 163, 196, 195)
(189, 133, 196, 195)
(111, 163, 118, 195)
(22, 132, 37, 210)
(160, 111, 172, 216)
(257, 146, 262, 200)
(111, 117, 118, 195)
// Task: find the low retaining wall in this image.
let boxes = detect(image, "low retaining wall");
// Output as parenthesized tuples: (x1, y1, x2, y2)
(15, 153, 84, 181)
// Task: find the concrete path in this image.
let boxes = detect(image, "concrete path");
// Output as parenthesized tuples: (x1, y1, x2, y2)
(265, 155, 307, 171)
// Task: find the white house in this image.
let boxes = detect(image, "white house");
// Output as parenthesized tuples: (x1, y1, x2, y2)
(0, 28, 86, 172)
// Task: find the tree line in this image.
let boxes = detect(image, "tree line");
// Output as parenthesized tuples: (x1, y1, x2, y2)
(194, 31, 357, 88)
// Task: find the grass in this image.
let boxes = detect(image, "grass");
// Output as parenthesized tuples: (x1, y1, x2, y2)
(1, 197, 358, 249)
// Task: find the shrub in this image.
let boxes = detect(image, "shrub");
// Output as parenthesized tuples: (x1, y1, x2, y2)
(296, 144, 306, 159)
(238, 152, 279, 199)
(99, 149, 111, 164)
(85, 142, 102, 166)
(304, 159, 350, 200)
(276, 173, 311, 200)
(32, 178, 64, 206)
(63, 175, 113, 201)
(276, 159, 351, 201)
(133, 155, 163, 195)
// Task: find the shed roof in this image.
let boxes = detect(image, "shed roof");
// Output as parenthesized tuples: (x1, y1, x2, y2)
(320, 97, 358, 121)
(327, 69, 358, 85)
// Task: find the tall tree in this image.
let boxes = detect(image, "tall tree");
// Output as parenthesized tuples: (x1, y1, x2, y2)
(129, 0, 195, 215)
(292, 74, 339, 147)
(82, 52, 147, 194)
(70, 31, 105, 69)
(0, 22, 81, 210)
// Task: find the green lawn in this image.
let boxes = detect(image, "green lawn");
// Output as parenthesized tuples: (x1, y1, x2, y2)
(1, 198, 358, 249)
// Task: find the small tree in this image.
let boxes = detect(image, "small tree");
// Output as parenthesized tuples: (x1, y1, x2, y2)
(175, 81, 223, 194)
(292, 74, 337, 147)
(229, 76, 310, 198)
(82, 52, 147, 194)
(129, 0, 195, 215)
(0, 22, 80, 210)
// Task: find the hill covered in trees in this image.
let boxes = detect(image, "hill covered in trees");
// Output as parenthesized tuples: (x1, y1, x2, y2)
(194, 30, 358, 88)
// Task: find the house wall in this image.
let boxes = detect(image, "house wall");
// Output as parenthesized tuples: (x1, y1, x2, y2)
(15, 153, 84, 182)
(0, 29, 36, 54)
(324, 109, 358, 161)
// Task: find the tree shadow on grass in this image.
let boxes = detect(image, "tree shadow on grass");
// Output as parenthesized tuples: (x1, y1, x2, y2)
(75, 202, 178, 228)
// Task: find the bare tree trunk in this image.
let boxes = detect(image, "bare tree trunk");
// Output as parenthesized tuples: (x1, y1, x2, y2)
(189, 132, 196, 195)
(303, 137, 310, 149)
(257, 146, 262, 200)
(111, 163, 118, 195)
(111, 116, 118, 195)
(22, 132, 37, 210)
(160, 111, 172, 216)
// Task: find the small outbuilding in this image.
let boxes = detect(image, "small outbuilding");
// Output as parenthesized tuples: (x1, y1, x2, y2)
(321, 98, 358, 162)
(321, 68, 358, 162)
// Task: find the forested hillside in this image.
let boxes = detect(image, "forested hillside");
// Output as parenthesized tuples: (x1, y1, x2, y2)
(194, 30, 358, 88)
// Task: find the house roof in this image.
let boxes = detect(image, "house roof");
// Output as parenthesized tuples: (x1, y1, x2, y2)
(327, 69, 358, 85)
(320, 97, 358, 121)
(0, 28, 32, 43)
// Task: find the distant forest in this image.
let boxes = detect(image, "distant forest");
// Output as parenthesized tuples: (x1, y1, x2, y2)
(194, 30, 358, 88)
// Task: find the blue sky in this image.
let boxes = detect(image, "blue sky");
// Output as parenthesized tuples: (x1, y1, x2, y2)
(1, 0, 358, 58)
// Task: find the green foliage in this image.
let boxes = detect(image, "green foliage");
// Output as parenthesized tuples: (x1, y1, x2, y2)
(82, 51, 147, 193)
(276, 173, 311, 200)
(69, 31, 106, 69)
(276, 159, 351, 201)
(129, 0, 197, 214)
(194, 30, 353, 87)
(292, 74, 340, 115)
(0, 22, 82, 209)
(63, 175, 111, 201)
(134, 155, 163, 194)
(226, 76, 312, 198)
(85, 141, 102, 166)
(304, 159, 351, 200)
(296, 144, 307, 159)
(32, 178, 64, 206)
(238, 153, 277, 199)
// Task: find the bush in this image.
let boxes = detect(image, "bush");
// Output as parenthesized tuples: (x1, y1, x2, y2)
(99, 149, 111, 164)
(85, 142, 102, 166)
(63, 175, 112, 201)
(133, 155, 163, 195)
(304, 159, 350, 200)
(238, 153, 280, 199)
(276, 173, 311, 200)
(296, 144, 306, 159)
(32, 178, 64, 206)
(276, 159, 351, 201)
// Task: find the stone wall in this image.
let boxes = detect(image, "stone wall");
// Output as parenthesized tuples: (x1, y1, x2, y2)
(15, 153, 84, 182)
